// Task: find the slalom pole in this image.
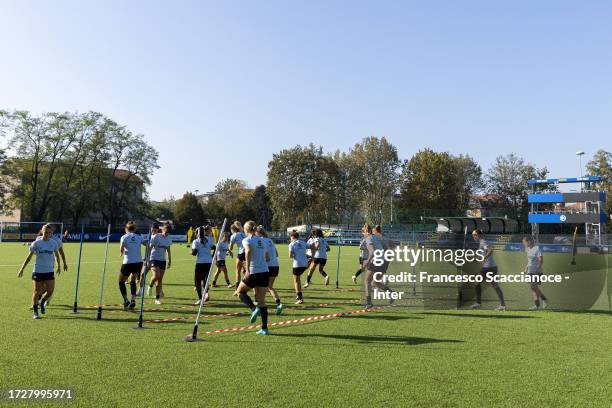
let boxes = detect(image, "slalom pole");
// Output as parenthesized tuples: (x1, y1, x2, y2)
(134, 224, 154, 329)
(570, 226, 578, 265)
(96, 224, 111, 320)
(456, 226, 468, 309)
(335, 233, 341, 289)
(71, 224, 85, 314)
(185, 218, 227, 342)
(412, 231, 417, 296)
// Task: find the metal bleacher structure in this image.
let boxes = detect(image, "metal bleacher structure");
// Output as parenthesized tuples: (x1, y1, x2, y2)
(528, 176, 608, 245)
(279, 176, 610, 249)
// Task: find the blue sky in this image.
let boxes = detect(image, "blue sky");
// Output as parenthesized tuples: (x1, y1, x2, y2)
(1, 1, 610, 200)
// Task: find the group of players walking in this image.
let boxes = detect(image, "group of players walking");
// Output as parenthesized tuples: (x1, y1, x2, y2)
(17, 222, 550, 325)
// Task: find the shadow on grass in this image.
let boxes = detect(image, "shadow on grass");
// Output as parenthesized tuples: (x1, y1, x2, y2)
(418, 312, 538, 319)
(50, 315, 140, 324)
(55, 303, 204, 316)
(551, 309, 612, 316)
(271, 332, 463, 346)
(345, 314, 423, 321)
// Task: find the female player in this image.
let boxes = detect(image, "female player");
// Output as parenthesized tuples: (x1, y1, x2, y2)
(352, 229, 370, 284)
(304, 229, 330, 288)
(470, 229, 506, 311)
(119, 221, 145, 310)
(289, 230, 308, 304)
(234, 221, 270, 335)
(523, 235, 548, 310)
(33, 224, 67, 308)
(17, 224, 61, 319)
(148, 223, 172, 304)
(135, 223, 159, 296)
(229, 222, 246, 288)
(303, 231, 316, 287)
(212, 232, 233, 288)
(191, 225, 215, 304)
(257, 225, 283, 314)
(374, 225, 397, 272)
(362, 223, 385, 309)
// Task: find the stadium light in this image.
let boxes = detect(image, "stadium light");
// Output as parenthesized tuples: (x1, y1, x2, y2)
(576, 151, 585, 178)
(576, 151, 585, 191)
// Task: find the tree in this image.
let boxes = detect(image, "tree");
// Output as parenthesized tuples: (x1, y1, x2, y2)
(267, 144, 342, 228)
(174, 192, 206, 227)
(247, 185, 273, 228)
(95, 119, 159, 226)
(149, 199, 176, 221)
(5, 111, 76, 221)
(586, 149, 612, 215)
(212, 178, 254, 221)
(0, 147, 9, 214)
(485, 153, 548, 218)
(201, 196, 226, 224)
(398, 149, 460, 218)
(0, 111, 159, 226)
(337, 137, 400, 223)
(214, 179, 250, 206)
(452, 154, 484, 210)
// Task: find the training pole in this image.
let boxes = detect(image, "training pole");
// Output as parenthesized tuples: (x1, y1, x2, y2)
(96, 224, 111, 320)
(134, 225, 154, 329)
(185, 218, 227, 342)
(71, 224, 85, 314)
(456, 226, 468, 309)
(335, 233, 341, 289)
(570, 226, 578, 265)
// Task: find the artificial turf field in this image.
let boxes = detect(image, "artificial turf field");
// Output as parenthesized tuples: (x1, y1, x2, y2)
(1, 242, 611, 408)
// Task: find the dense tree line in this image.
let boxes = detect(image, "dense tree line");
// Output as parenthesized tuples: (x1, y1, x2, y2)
(0, 110, 158, 226)
(2, 110, 610, 230)
(265, 138, 611, 228)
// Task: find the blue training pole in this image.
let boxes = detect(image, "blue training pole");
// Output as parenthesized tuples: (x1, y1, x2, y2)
(71, 224, 85, 313)
(96, 224, 111, 320)
(335, 234, 341, 289)
(136, 225, 154, 328)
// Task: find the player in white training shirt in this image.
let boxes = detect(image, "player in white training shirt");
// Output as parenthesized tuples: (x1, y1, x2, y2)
(523, 235, 548, 310)
(212, 232, 232, 288)
(119, 221, 146, 310)
(470, 229, 506, 311)
(17, 224, 61, 319)
(191, 225, 215, 304)
(229, 222, 246, 288)
(33, 224, 67, 307)
(256, 225, 283, 315)
(234, 221, 270, 335)
(289, 230, 309, 304)
(304, 229, 330, 288)
(148, 223, 173, 304)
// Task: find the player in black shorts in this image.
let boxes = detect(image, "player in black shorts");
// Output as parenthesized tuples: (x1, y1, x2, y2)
(229, 222, 246, 287)
(288, 230, 308, 304)
(234, 221, 271, 335)
(212, 232, 232, 288)
(304, 229, 330, 287)
(17, 224, 61, 319)
(257, 226, 283, 314)
(118, 221, 145, 310)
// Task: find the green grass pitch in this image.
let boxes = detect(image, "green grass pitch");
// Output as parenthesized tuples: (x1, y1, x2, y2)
(1, 242, 611, 407)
